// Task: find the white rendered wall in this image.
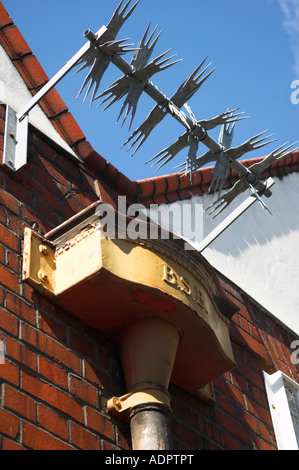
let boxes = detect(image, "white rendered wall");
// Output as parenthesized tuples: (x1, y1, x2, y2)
(148, 172, 299, 336)
(0, 45, 78, 159)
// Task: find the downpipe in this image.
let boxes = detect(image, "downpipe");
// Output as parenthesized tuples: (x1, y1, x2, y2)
(130, 403, 172, 451)
(107, 317, 181, 450)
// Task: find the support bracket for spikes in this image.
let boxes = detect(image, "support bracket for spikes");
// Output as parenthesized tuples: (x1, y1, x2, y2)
(192, 177, 276, 253)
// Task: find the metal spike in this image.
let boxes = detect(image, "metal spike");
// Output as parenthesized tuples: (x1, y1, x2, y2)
(131, 24, 162, 70)
(172, 58, 210, 105)
(105, 0, 140, 41)
(248, 141, 299, 174)
(97, 46, 181, 128)
(73, 1, 295, 206)
(148, 150, 171, 167)
(120, 0, 140, 20)
(115, 78, 143, 129)
(205, 141, 299, 219)
(251, 133, 275, 146)
(253, 138, 277, 150)
(121, 58, 214, 156)
(154, 153, 175, 171)
(76, 54, 110, 105)
(145, 133, 189, 165)
(102, 38, 137, 53)
(191, 58, 209, 79)
(121, 104, 166, 155)
(139, 49, 181, 75)
(205, 116, 236, 196)
(196, 65, 216, 86)
(205, 178, 247, 219)
(173, 148, 216, 171)
(226, 130, 277, 161)
(173, 161, 188, 170)
(208, 151, 230, 197)
(157, 53, 179, 68)
(218, 114, 235, 150)
(119, 0, 132, 17)
(142, 23, 161, 49)
(145, 23, 160, 47)
(276, 142, 299, 158)
(125, 131, 147, 156)
(248, 184, 272, 215)
(76, 39, 136, 106)
(198, 108, 249, 131)
(225, 116, 248, 124)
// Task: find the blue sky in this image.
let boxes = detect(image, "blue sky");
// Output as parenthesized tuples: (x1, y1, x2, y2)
(4, 0, 299, 181)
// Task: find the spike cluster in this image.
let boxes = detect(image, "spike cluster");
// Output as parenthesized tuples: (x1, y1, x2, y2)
(75, 39, 136, 106)
(75, 0, 140, 106)
(74, 0, 297, 218)
(158, 107, 244, 181)
(95, 27, 181, 129)
(206, 141, 298, 218)
(122, 59, 215, 156)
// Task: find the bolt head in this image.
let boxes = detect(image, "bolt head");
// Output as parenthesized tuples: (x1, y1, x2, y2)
(38, 270, 49, 283)
(39, 245, 48, 255)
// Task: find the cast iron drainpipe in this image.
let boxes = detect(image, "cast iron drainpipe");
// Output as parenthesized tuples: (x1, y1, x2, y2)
(108, 317, 181, 451)
(130, 402, 172, 451)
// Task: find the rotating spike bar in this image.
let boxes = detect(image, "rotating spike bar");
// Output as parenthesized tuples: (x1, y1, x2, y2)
(73, 2, 225, 155)
(95, 45, 181, 130)
(121, 59, 216, 156)
(149, 107, 247, 182)
(3, 0, 296, 225)
(73, 0, 283, 204)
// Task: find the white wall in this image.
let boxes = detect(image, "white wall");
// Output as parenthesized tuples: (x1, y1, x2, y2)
(148, 172, 299, 336)
(0, 45, 77, 159)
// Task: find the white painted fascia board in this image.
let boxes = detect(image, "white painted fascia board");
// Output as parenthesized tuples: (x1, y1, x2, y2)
(263, 370, 299, 450)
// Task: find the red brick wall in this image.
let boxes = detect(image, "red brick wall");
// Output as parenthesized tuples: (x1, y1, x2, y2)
(0, 106, 131, 450)
(170, 276, 298, 450)
(0, 104, 298, 450)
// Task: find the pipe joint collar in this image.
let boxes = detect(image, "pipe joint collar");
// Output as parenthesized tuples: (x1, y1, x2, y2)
(107, 382, 171, 421)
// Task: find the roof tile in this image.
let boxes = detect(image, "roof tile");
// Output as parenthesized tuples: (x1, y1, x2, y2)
(50, 112, 85, 147)
(0, 3, 12, 29)
(38, 88, 69, 119)
(13, 54, 48, 90)
(73, 140, 138, 200)
(138, 179, 155, 199)
(137, 151, 299, 205)
(0, 24, 31, 59)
